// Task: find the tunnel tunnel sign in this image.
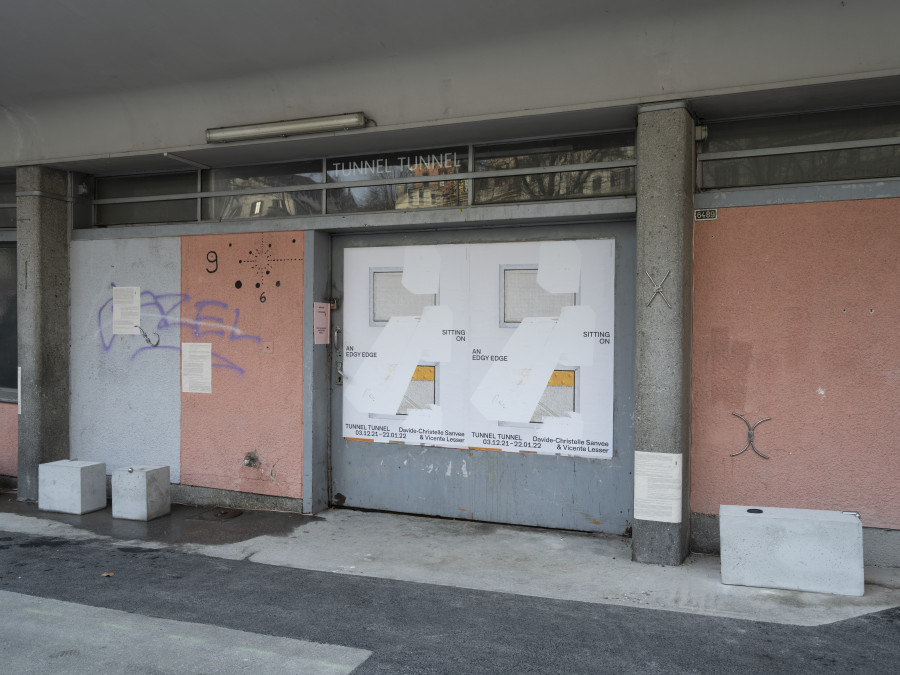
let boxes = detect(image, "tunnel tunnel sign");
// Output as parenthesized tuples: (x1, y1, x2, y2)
(342, 240, 615, 458)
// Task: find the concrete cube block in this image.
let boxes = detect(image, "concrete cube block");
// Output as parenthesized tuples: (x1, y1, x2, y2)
(38, 460, 107, 514)
(720, 505, 864, 596)
(112, 465, 171, 521)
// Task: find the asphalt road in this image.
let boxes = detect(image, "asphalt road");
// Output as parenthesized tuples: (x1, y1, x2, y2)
(0, 530, 897, 674)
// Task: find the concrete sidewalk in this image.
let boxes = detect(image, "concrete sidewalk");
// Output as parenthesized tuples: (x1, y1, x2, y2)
(0, 590, 371, 675)
(1, 491, 898, 628)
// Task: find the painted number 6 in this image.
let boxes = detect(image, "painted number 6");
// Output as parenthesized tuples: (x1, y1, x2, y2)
(259, 291, 266, 303)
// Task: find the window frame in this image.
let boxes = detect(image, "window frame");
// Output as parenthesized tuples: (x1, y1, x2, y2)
(82, 131, 637, 228)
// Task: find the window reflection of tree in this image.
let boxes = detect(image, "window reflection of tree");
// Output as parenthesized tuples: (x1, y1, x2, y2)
(326, 186, 359, 214)
(475, 162, 633, 205)
(361, 184, 399, 211)
(212, 172, 321, 220)
(474, 136, 635, 204)
(325, 162, 405, 214)
(326, 157, 466, 213)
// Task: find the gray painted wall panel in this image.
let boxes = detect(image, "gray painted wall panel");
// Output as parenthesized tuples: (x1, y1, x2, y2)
(70, 238, 182, 479)
(330, 222, 635, 533)
(333, 443, 634, 533)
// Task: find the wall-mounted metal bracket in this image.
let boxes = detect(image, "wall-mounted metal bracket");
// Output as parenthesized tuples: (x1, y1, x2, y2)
(646, 270, 672, 308)
(730, 413, 771, 459)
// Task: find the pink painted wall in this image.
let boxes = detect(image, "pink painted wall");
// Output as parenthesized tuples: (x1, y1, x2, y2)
(180, 232, 304, 498)
(691, 199, 900, 529)
(0, 402, 16, 476)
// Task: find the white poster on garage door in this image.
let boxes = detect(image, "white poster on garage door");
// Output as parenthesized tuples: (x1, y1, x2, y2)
(342, 239, 615, 458)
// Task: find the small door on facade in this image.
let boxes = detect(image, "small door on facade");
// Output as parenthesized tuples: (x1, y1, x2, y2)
(330, 222, 635, 533)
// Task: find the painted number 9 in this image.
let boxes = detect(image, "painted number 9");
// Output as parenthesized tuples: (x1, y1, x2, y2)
(206, 250, 218, 273)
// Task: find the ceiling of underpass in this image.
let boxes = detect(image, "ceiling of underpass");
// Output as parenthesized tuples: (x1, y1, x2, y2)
(1, 0, 899, 178)
(0, 0, 647, 174)
(1, 1, 897, 111)
(0, 0, 625, 105)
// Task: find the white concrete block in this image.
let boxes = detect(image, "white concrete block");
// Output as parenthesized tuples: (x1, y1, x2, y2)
(720, 505, 864, 596)
(112, 465, 171, 521)
(38, 460, 107, 514)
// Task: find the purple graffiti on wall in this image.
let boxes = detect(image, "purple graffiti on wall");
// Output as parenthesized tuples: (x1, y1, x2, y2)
(98, 285, 262, 375)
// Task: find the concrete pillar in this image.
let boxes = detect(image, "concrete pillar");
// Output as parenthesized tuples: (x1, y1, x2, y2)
(302, 230, 332, 513)
(632, 102, 694, 565)
(17, 166, 70, 501)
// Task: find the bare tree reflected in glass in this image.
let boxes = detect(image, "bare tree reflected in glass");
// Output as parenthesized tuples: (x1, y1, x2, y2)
(473, 134, 635, 205)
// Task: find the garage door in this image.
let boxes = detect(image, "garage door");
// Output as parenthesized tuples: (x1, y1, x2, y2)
(330, 222, 634, 533)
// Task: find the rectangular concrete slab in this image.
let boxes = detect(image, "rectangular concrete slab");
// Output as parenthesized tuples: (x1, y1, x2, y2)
(38, 460, 106, 514)
(112, 465, 171, 521)
(720, 505, 864, 596)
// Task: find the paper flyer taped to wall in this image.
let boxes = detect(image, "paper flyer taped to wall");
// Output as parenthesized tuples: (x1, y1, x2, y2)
(112, 286, 141, 335)
(181, 342, 212, 394)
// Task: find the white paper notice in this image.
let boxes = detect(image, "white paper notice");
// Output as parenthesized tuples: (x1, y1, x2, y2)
(112, 286, 141, 335)
(633, 451, 683, 523)
(181, 343, 212, 394)
(314, 302, 330, 345)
